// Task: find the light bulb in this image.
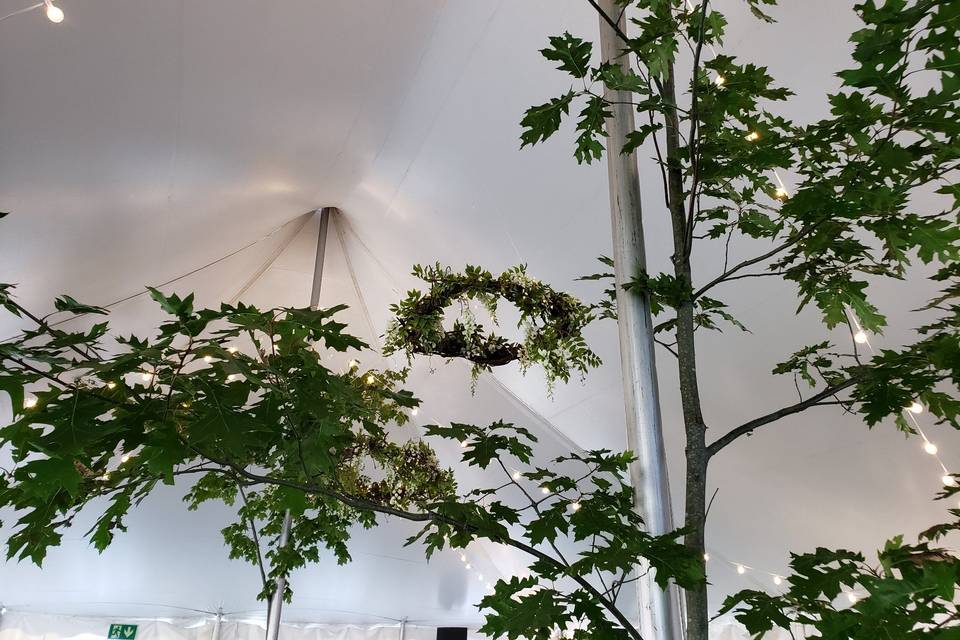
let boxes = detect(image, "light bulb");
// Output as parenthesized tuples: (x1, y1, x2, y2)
(411, 408, 419, 416)
(745, 131, 760, 142)
(465, 563, 471, 569)
(853, 330, 868, 344)
(121, 453, 130, 463)
(703, 553, 710, 562)
(100, 472, 110, 481)
(924, 441, 938, 455)
(846, 592, 858, 604)
(512, 470, 521, 480)
(736, 564, 746, 575)
(541, 487, 550, 495)
(203, 355, 213, 363)
(44, 1, 64, 23)
(477, 573, 484, 581)
(459, 553, 467, 562)
(714, 74, 726, 86)
(460, 440, 469, 448)
(24, 396, 38, 409)
(348, 359, 359, 369)
(943, 474, 956, 487)
(774, 187, 789, 200)
(773, 575, 782, 586)
(106, 381, 117, 389)
(366, 374, 375, 384)
(141, 372, 154, 383)
(570, 501, 581, 512)
(908, 401, 924, 414)
(226, 346, 238, 354)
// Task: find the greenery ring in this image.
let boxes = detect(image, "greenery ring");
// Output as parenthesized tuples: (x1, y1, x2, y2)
(384, 264, 600, 385)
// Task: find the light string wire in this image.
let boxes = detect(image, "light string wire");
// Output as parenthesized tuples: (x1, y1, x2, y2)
(0, 0, 62, 23)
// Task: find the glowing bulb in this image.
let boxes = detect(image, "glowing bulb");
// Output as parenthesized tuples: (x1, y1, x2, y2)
(411, 408, 419, 416)
(512, 470, 521, 480)
(736, 564, 746, 575)
(121, 453, 130, 463)
(366, 374, 375, 384)
(703, 553, 710, 562)
(24, 395, 38, 409)
(141, 372, 154, 383)
(348, 359, 359, 369)
(106, 381, 117, 389)
(100, 472, 110, 481)
(714, 74, 726, 86)
(774, 187, 789, 200)
(773, 575, 783, 586)
(745, 131, 760, 142)
(846, 592, 858, 604)
(465, 563, 471, 570)
(570, 501, 581, 512)
(908, 401, 924, 414)
(943, 474, 956, 487)
(226, 346, 238, 354)
(924, 441, 938, 455)
(460, 553, 467, 562)
(44, 1, 64, 23)
(541, 486, 550, 495)
(477, 573, 484, 581)
(203, 355, 213, 363)
(460, 440, 469, 448)
(853, 330, 868, 344)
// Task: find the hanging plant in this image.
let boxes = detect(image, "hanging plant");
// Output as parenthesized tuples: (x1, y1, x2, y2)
(384, 263, 601, 386)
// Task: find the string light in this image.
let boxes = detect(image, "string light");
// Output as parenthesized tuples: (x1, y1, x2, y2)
(24, 395, 38, 409)
(140, 371, 154, 383)
(943, 475, 956, 487)
(512, 470, 522, 480)
(924, 441, 939, 455)
(106, 381, 117, 389)
(43, 0, 63, 23)
(226, 346, 238, 354)
(714, 74, 726, 86)
(736, 564, 746, 575)
(703, 553, 710, 561)
(348, 359, 359, 369)
(853, 330, 869, 344)
(745, 131, 760, 142)
(541, 486, 550, 495)
(460, 553, 467, 562)
(908, 401, 924, 415)
(411, 408, 419, 416)
(460, 440, 469, 448)
(773, 575, 783, 586)
(121, 453, 131, 463)
(774, 187, 789, 200)
(846, 592, 858, 604)
(465, 563, 472, 570)
(203, 355, 214, 363)
(366, 374, 375, 384)
(570, 501, 582, 512)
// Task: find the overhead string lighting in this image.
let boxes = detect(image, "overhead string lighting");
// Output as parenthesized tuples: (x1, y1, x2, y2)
(0, 0, 63, 23)
(845, 309, 952, 485)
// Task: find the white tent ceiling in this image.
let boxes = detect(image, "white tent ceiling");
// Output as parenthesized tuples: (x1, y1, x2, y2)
(1, 0, 956, 629)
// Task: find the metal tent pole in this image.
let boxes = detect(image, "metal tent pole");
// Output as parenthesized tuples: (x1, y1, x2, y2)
(264, 207, 335, 640)
(596, 4, 684, 640)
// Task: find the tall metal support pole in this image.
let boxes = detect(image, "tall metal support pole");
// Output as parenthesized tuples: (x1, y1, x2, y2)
(265, 207, 335, 640)
(596, 4, 684, 640)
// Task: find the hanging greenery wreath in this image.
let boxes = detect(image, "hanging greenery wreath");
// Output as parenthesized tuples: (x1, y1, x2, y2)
(384, 263, 600, 386)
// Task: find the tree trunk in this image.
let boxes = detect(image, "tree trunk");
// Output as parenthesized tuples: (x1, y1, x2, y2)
(662, 59, 710, 640)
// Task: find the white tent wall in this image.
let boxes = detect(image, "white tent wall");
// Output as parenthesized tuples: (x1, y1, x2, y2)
(0, 611, 777, 640)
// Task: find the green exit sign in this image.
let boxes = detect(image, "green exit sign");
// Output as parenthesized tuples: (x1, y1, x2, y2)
(108, 625, 138, 640)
